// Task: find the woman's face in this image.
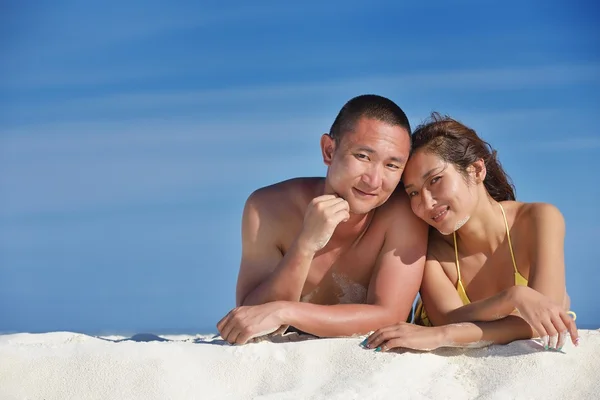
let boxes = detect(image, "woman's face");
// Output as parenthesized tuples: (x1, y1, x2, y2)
(402, 150, 478, 235)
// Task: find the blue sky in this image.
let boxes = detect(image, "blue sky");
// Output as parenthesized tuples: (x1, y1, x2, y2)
(1, 1, 599, 334)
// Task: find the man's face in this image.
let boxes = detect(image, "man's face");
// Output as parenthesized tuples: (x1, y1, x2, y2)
(322, 117, 411, 215)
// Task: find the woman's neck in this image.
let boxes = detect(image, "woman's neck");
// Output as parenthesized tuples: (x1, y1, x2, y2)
(455, 197, 507, 256)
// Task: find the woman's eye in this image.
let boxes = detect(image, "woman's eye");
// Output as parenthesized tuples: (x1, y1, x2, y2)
(430, 176, 441, 184)
(408, 191, 418, 197)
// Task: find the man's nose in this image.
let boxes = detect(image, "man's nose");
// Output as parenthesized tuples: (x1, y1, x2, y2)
(362, 164, 382, 188)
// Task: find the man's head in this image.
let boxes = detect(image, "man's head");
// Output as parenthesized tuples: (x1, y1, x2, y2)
(328, 94, 412, 146)
(321, 95, 412, 215)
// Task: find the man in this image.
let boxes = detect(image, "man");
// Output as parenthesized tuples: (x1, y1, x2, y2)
(217, 94, 428, 344)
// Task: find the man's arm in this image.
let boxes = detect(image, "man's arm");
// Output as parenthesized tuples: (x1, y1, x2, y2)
(280, 196, 428, 337)
(219, 194, 428, 343)
(237, 190, 350, 306)
(235, 189, 311, 306)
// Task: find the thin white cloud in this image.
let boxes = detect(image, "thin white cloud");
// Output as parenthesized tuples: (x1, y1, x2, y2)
(0, 118, 328, 219)
(4, 63, 598, 119)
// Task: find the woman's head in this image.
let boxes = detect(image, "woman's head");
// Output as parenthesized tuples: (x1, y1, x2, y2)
(402, 113, 515, 234)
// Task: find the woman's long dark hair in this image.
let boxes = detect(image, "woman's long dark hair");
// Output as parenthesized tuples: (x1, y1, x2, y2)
(411, 113, 516, 201)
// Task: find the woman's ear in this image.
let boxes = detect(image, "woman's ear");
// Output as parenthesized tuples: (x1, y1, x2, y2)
(471, 158, 487, 183)
(320, 134, 336, 166)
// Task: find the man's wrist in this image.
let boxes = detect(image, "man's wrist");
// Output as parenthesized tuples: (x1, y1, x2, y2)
(292, 236, 318, 258)
(274, 300, 295, 326)
(437, 325, 454, 348)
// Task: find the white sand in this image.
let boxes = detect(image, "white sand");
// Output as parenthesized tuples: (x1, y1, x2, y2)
(1, 329, 598, 400)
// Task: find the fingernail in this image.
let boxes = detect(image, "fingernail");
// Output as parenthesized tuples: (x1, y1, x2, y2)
(544, 345, 549, 351)
(575, 337, 580, 347)
(360, 338, 368, 348)
(557, 347, 563, 352)
(375, 347, 381, 352)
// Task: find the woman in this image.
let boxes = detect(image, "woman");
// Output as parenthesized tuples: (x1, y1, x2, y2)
(363, 113, 578, 352)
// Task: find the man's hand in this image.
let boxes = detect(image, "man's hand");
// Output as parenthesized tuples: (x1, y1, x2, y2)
(217, 302, 287, 345)
(297, 195, 350, 253)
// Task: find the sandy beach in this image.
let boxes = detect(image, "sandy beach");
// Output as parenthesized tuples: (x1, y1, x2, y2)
(1, 329, 598, 400)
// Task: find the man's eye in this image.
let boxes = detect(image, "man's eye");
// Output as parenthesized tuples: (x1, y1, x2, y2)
(387, 164, 400, 169)
(355, 154, 369, 160)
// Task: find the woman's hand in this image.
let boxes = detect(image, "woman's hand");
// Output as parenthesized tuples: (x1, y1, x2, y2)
(511, 286, 579, 350)
(362, 323, 447, 352)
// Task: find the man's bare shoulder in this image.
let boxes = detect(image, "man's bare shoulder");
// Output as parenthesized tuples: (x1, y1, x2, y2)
(369, 190, 429, 248)
(426, 229, 454, 262)
(373, 189, 416, 223)
(245, 177, 323, 218)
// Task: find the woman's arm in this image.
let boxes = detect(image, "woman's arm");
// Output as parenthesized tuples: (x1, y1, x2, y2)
(365, 316, 536, 352)
(419, 203, 578, 349)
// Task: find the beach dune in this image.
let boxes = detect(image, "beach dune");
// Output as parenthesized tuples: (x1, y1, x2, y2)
(1, 329, 598, 399)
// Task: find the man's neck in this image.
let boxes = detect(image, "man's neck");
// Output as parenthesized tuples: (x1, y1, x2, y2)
(329, 211, 374, 247)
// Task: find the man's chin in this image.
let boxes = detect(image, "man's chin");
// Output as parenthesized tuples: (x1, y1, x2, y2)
(348, 200, 383, 215)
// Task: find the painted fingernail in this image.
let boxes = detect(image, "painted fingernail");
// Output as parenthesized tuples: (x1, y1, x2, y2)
(375, 347, 381, 352)
(544, 345, 549, 351)
(360, 339, 369, 348)
(557, 347, 563, 352)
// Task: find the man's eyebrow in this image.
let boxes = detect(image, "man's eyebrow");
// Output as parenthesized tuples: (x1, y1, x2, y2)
(355, 147, 406, 164)
(403, 167, 443, 189)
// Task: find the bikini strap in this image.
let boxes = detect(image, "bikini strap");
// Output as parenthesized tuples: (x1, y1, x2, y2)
(453, 231, 462, 282)
(499, 203, 519, 274)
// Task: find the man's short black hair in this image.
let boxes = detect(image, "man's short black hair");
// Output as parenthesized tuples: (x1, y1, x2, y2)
(329, 94, 411, 144)
(329, 94, 411, 145)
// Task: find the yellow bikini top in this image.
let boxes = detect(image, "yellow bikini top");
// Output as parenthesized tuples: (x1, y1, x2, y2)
(453, 203, 528, 305)
(414, 202, 577, 325)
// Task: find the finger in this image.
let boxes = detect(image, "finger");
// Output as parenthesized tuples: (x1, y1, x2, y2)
(219, 315, 239, 343)
(531, 322, 548, 347)
(364, 329, 386, 348)
(227, 327, 243, 345)
(378, 338, 408, 352)
(333, 209, 351, 224)
(550, 315, 568, 350)
(560, 311, 579, 346)
(368, 328, 402, 349)
(323, 198, 350, 214)
(541, 320, 558, 350)
(237, 325, 266, 345)
(312, 195, 338, 203)
(548, 333, 559, 350)
(314, 196, 348, 209)
(366, 325, 399, 346)
(216, 312, 232, 335)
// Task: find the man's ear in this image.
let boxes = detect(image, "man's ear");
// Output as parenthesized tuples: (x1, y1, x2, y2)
(470, 158, 486, 183)
(320, 134, 336, 166)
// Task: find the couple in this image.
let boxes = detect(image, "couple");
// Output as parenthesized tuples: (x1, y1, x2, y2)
(217, 94, 579, 352)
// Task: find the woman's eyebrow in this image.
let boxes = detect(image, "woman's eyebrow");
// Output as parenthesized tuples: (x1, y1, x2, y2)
(403, 166, 444, 189)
